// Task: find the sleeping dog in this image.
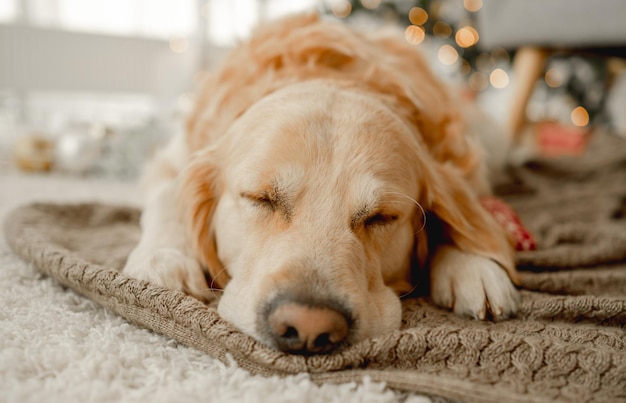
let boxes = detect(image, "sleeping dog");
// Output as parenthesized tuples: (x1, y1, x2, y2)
(124, 14, 520, 354)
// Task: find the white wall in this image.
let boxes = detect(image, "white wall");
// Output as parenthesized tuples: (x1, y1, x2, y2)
(477, 0, 626, 49)
(0, 24, 200, 99)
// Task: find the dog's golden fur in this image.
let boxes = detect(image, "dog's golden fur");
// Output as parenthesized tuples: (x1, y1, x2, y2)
(125, 14, 519, 352)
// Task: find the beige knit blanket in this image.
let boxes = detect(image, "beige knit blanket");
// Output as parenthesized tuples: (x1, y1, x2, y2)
(4, 133, 626, 403)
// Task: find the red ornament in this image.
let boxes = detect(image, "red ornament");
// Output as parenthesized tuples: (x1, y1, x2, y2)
(481, 197, 537, 251)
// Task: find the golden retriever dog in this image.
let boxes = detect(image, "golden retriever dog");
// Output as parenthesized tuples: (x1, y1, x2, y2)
(124, 14, 520, 354)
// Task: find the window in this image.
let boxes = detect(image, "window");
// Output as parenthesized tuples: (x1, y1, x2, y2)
(205, 0, 321, 47)
(7, 0, 197, 39)
(0, 0, 18, 23)
(0, 0, 324, 148)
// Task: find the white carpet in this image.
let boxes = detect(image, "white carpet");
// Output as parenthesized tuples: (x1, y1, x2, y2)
(0, 171, 432, 403)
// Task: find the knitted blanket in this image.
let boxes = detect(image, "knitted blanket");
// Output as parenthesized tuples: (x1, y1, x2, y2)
(4, 133, 626, 403)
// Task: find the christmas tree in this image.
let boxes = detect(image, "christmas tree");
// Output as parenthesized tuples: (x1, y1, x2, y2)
(324, 0, 612, 133)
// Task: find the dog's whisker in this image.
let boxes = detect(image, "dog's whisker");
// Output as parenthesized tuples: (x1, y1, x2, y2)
(208, 265, 230, 299)
(399, 283, 420, 300)
(209, 266, 227, 289)
(379, 192, 425, 299)
(382, 191, 427, 234)
(203, 286, 224, 294)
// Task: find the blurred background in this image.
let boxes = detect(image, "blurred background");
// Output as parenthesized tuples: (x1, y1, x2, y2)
(2, 0, 625, 180)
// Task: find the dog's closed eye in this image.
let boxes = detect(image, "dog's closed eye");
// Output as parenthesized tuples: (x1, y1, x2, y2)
(241, 191, 275, 209)
(364, 212, 398, 228)
(351, 209, 398, 231)
(241, 190, 293, 222)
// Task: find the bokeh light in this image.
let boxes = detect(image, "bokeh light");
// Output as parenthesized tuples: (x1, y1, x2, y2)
(463, 0, 483, 12)
(476, 52, 492, 72)
(408, 7, 428, 25)
(545, 68, 564, 88)
(438, 45, 458, 65)
(491, 47, 510, 64)
(405, 25, 425, 45)
(433, 21, 452, 38)
(455, 26, 479, 48)
(571, 106, 590, 127)
(361, 0, 381, 10)
(469, 72, 488, 92)
(490, 68, 509, 88)
(331, 0, 352, 18)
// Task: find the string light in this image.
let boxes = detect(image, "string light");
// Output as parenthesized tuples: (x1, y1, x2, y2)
(408, 7, 428, 25)
(433, 21, 452, 38)
(405, 25, 425, 45)
(545, 68, 564, 88)
(476, 52, 492, 72)
(490, 68, 509, 88)
(463, 0, 483, 12)
(571, 106, 589, 127)
(469, 72, 488, 91)
(361, 0, 381, 10)
(455, 26, 479, 48)
(438, 45, 458, 65)
(331, 0, 352, 18)
(429, 1, 442, 19)
(491, 47, 510, 64)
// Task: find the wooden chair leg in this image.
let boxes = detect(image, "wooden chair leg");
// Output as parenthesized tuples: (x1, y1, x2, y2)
(508, 47, 549, 143)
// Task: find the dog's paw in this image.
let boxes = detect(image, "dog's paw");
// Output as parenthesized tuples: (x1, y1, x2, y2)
(430, 246, 519, 320)
(123, 248, 211, 302)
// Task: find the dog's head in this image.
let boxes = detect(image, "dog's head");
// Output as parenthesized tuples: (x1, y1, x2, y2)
(178, 80, 513, 354)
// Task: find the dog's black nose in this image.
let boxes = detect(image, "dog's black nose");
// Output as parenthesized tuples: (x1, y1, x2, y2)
(265, 299, 350, 354)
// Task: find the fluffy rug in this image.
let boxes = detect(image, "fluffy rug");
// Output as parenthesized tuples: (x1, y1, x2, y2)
(0, 174, 430, 403)
(3, 133, 626, 402)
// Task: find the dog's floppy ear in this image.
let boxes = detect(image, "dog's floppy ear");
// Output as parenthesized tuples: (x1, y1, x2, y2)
(421, 163, 520, 285)
(177, 151, 231, 289)
(374, 35, 520, 283)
